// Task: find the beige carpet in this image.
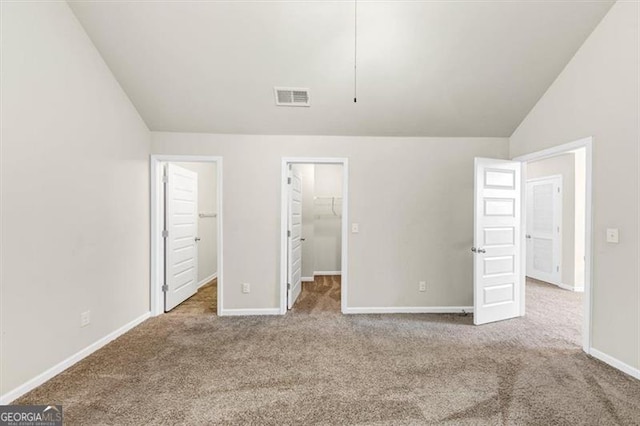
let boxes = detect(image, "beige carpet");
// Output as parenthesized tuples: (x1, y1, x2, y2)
(15, 279, 640, 425)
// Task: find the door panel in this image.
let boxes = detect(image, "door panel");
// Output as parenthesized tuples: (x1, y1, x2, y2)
(165, 163, 199, 312)
(474, 158, 521, 325)
(287, 168, 303, 309)
(526, 177, 562, 284)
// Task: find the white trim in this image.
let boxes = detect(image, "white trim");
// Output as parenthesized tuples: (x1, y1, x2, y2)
(219, 308, 281, 316)
(150, 155, 223, 317)
(589, 348, 640, 380)
(280, 158, 349, 315)
(198, 272, 217, 289)
(557, 282, 582, 292)
(313, 271, 342, 276)
(526, 174, 563, 183)
(301, 277, 315, 282)
(343, 306, 473, 314)
(0, 312, 150, 405)
(513, 136, 593, 355)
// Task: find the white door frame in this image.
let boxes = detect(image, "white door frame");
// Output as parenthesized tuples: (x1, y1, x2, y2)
(513, 137, 593, 354)
(150, 155, 223, 316)
(526, 174, 563, 285)
(280, 158, 349, 314)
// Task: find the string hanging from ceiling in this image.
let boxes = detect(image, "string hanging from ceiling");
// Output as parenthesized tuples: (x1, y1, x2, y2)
(354, 0, 358, 103)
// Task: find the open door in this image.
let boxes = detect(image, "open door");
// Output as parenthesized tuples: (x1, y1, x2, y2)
(164, 163, 199, 311)
(287, 167, 303, 309)
(473, 158, 521, 325)
(526, 176, 562, 284)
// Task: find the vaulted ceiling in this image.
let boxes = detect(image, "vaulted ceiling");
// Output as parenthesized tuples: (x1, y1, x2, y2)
(69, 0, 614, 137)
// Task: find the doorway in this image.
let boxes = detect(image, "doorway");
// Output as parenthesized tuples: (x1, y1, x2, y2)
(473, 137, 592, 352)
(280, 158, 349, 314)
(150, 155, 223, 316)
(515, 138, 592, 353)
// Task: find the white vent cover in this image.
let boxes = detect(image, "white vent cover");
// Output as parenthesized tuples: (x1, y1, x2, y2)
(274, 87, 310, 107)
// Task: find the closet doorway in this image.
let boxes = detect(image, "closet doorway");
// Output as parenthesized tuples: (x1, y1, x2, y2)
(280, 158, 349, 314)
(150, 155, 223, 316)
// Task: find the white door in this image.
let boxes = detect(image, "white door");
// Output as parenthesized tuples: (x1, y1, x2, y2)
(287, 167, 303, 309)
(164, 164, 199, 312)
(526, 176, 562, 284)
(473, 158, 522, 325)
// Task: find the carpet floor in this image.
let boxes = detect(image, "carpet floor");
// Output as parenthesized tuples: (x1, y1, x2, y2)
(15, 278, 640, 425)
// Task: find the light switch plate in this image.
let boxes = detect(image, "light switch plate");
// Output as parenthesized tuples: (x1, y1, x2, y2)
(351, 223, 359, 233)
(606, 228, 619, 243)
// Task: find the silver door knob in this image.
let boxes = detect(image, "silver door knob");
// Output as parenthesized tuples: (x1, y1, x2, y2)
(477, 248, 486, 253)
(526, 234, 532, 239)
(195, 237, 201, 242)
(471, 247, 477, 253)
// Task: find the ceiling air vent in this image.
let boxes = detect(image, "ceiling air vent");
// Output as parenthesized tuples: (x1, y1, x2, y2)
(274, 87, 310, 107)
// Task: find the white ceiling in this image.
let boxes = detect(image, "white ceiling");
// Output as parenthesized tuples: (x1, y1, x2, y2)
(69, 0, 614, 137)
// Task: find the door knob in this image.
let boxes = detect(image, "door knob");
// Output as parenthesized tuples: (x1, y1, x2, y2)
(471, 247, 477, 253)
(526, 234, 532, 239)
(301, 238, 306, 241)
(477, 248, 486, 253)
(195, 237, 201, 242)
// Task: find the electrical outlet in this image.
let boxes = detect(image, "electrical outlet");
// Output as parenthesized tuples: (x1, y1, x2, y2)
(242, 283, 250, 294)
(419, 281, 426, 292)
(80, 311, 91, 327)
(351, 223, 359, 233)
(606, 228, 619, 243)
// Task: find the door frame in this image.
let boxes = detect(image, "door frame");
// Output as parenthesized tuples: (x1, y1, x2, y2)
(150, 155, 223, 316)
(513, 136, 593, 354)
(280, 157, 349, 314)
(526, 174, 563, 285)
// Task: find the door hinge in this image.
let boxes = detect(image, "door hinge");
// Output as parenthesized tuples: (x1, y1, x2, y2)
(287, 283, 291, 290)
(287, 177, 291, 184)
(162, 230, 168, 238)
(556, 266, 560, 272)
(162, 175, 168, 183)
(557, 187, 560, 193)
(287, 230, 291, 237)
(162, 284, 169, 292)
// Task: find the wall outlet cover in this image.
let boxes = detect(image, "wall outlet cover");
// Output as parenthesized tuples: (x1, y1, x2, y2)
(606, 228, 619, 243)
(80, 311, 91, 327)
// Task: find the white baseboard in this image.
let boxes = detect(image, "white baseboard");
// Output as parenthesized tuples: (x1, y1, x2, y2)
(557, 282, 582, 292)
(198, 272, 217, 289)
(301, 277, 315, 282)
(589, 348, 640, 380)
(219, 308, 281, 316)
(314, 271, 341, 276)
(343, 306, 473, 314)
(0, 311, 151, 405)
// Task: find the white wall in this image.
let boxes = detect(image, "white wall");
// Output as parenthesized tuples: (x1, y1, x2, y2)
(152, 134, 509, 310)
(527, 154, 576, 288)
(293, 164, 316, 280)
(313, 164, 343, 273)
(1, 2, 150, 398)
(573, 148, 586, 289)
(175, 162, 218, 285)
(510, 1, 639, 370)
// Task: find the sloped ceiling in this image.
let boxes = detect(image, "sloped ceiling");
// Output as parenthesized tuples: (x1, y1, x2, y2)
(69, 0, 614, 137)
